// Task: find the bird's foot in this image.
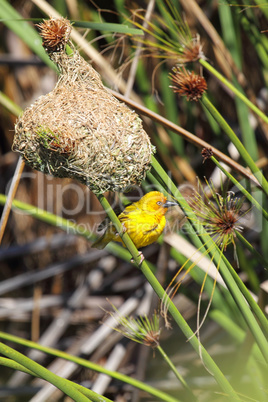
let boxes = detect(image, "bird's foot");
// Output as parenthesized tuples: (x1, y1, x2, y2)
(115, 223, 126, 238)
(131, 251, 144, 265)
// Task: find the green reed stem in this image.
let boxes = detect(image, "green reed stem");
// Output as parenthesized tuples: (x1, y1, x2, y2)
(0, 192, 136, 262)
(0, 91, 22, 116)
(167, 152, 268, 333)
(235, 231, 268, 267)
(187, 218, 268, 336)
(221, 251, 268, 337)
(148, 166, 268, 333)
(199, 58, 268, 126)
(3, 188, 249, 383)
(157, 346, 196, 401)
(0, 357, 110, 402)
(0, 332, 179, 402)
(151, 156, 268, 356)
(200, 95, 268, 196)
(0, 342, 89, 401)
(95, 192, 240, 399)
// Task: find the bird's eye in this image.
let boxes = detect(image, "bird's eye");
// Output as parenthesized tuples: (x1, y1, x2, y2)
(156, 201, 162, 205)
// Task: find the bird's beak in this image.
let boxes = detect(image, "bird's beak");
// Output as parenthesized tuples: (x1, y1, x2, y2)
(163, 200, 178, 208)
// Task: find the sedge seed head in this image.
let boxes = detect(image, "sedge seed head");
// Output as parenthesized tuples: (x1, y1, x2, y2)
(201, 147, 214, 163)
(128, 5, 204, 64)
(180, 34, 204, 63)
(36, 18, 72, 52)
(190, 180, 246, 250)
(106, 303, 160, 348)
(169, 67, 207, 101)
(119, 314, 160, 348)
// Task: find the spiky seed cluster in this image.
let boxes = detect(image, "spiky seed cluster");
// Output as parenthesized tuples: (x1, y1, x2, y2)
(13, 18, 154, 194)
(107, 303, 160, 348)
(190, 180, 245, 250)
(130, 6, 204, 65)
(37, 18, 72, 52)
(169, 67, 207, 101)
(180, 35, 204, 63)
(201, 147, 214, 163)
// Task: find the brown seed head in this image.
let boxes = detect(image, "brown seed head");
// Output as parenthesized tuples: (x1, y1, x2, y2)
(143, 329, 160, 348)
(201, 147, 214, 163)
(180, 35, 203, 63)
(36, 17, 72, 52)
(189, 180, 246, 251)
(169, 67, 207, 101)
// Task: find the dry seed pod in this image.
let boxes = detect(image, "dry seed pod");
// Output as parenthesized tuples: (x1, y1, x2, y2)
(13, 18, 154, 193)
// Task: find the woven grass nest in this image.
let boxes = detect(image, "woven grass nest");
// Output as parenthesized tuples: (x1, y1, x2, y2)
(13, 18, 154, 193)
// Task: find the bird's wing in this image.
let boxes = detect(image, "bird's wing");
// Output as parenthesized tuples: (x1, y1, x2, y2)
(96, 205, 129, 232)
(92, 220, 117, 249)
(118, 202, 141, 221)
(143, 223, 159, 234)
(119, 208, 161, 232)
(96, 216, 110, 233)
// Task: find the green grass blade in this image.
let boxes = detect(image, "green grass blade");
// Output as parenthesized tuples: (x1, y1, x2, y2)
(218, 0, 258, 161)
(200, 58, 268, 126)
(0, 193, 136, 262)
(160, 69, 184, 155)
(227, 0, 268, 69)
(73, 20, 143, 35)
(151, 156, 268, 355)
(0, 342, 89, 401)
(0, 357, 112, 402)
(96, 194, 239, 399)
(0, 91, 23, 117)
(0, 332, 180, 402)
(201, 95, 268, 196)
(252, 0, 268, 19)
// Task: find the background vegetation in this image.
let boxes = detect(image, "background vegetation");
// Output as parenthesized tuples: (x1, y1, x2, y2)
(0, 0, 267, 401)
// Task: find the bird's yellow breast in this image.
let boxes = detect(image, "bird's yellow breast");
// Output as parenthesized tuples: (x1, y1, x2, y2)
(118, 209, 166, 249)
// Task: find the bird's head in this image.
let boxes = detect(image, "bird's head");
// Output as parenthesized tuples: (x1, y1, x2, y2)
(139, 191, 178, 215)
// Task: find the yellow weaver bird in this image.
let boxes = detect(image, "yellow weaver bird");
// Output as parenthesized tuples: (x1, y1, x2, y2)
(92, 191, 178, 251)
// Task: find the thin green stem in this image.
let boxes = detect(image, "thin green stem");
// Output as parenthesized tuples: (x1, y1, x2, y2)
(200, 95, 268, 196)
(0, 342, 89, 402)
(210, 155, 268, 221)
(149, 164, 268, 335)
(0, 332, 179, 402)
(220, 252, 268, 337)
(157, 346, 196, 401)
(185, 218, 268, 336)
(138, 261, 240, 399)
(187, 224, 268, 338)
(199, 58, 268, 126)
(0, 193, 134, 262)
(95, 192, 239, 399)
(235, 231, 268, 267)
(0, 357, 110, 402)
(151, 156, 268, 357)
(0, 91, 22, 116)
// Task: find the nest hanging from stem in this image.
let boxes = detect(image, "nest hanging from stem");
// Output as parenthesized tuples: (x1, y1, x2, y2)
(13, 18, 154, 193)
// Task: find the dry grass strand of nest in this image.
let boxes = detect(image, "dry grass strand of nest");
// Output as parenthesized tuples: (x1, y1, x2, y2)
(13, 19, 154, 193)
